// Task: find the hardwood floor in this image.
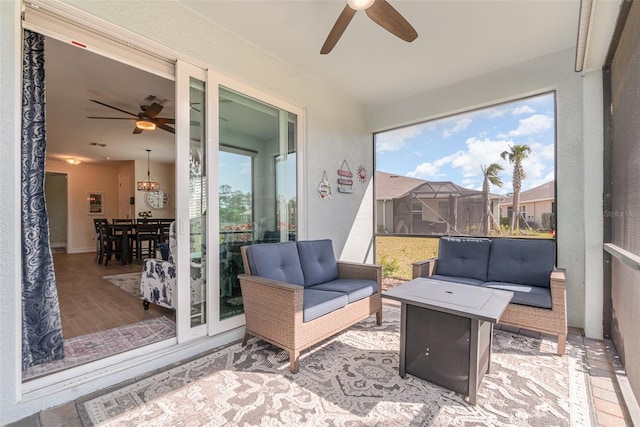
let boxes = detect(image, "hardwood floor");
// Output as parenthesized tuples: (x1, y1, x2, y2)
(53, 252, 175, 339)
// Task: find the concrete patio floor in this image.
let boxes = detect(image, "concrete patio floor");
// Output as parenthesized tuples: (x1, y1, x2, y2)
(8, 327, 634, 427)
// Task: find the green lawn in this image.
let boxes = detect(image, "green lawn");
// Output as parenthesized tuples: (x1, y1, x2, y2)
(375, 233, 555, 280)
(375, 236, 439, 280)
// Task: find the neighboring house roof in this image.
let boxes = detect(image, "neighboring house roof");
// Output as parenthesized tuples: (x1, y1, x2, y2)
(375, 171, 502, 201)
(499, 180, 555, 206)
(407, 181, 482, 199)
(375, 171, 424, 200)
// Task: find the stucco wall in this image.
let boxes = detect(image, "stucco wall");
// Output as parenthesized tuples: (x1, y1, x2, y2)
(0, 1, 374, 423)
(367, 48, 596, 334)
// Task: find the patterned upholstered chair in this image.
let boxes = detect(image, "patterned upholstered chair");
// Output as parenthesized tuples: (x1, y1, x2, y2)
(140, 221, 205, 319)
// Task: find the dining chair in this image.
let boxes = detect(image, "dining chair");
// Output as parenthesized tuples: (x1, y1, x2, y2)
(157, 218, 174, 244)
(99, 221, 121, 266)
(136, 222, 160, 260)
(93, 218, 107, 263)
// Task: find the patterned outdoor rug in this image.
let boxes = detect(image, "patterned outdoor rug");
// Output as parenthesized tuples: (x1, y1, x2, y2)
(103, 272, 142, 299)
(77, 305, 595, 426)
(23, 317, 176, 381)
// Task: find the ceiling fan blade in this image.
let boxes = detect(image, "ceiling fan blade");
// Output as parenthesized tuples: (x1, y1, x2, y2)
(365, 0, 418, 42)
(155, 118, 175, 125)
(156, 123, 176, 134)
(133, 127, 144, 135)
(86, 116, 137, 120)
(321, 4, 357, 54)
(90, 99, 138, 117)
(143, 102, 164, 118)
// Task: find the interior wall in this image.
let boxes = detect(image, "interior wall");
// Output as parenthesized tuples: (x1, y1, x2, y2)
(134, 159, 175, 219)
(45, 160, 120, 253)
(367, 48, 591, 332)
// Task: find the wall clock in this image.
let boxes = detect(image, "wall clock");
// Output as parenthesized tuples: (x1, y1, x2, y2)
(145, 189, 169, 210)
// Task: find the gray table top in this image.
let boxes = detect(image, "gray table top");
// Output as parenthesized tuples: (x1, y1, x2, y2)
(383, 277, 514, 323)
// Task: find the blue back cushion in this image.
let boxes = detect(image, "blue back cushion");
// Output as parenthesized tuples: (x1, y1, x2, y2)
(488, 238, 556, 288)
(435, 237, 491, 281)
(245, 241, 305, 286)
(297, 240, 339, 287)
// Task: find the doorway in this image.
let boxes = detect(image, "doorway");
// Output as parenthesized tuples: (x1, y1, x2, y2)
(45, 172, 68, 253)
(22, 34, 178, 380)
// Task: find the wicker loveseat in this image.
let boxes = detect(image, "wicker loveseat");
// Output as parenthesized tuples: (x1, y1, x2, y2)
(412, 236, 567, 355)
(238, 239, 382, 373)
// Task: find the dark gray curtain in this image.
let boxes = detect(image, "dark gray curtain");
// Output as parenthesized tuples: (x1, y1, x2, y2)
(21, 29, 64, 369)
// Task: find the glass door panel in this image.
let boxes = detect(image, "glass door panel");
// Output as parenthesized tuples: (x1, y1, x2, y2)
(218, 86, 297, 320)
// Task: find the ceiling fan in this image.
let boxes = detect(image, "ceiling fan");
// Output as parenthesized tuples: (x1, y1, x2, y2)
(87, 97, 175, 134)
(321, 0, 418, 54)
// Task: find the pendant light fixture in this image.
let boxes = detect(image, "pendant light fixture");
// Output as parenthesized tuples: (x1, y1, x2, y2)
(137, 149, 160, 191)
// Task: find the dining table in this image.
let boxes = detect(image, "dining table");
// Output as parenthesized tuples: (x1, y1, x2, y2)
(107, 222, 137, 265)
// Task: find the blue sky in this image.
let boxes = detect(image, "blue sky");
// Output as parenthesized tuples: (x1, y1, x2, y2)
(375, 92, 556, 195)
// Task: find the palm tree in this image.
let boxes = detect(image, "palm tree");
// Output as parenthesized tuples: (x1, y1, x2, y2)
(481, 163, 503, 235)
(501, 144, 531, 231)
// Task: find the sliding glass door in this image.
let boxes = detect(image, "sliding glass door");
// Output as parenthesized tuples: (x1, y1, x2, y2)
(217, 86, 297, 321)
(189, 77, 207, 327)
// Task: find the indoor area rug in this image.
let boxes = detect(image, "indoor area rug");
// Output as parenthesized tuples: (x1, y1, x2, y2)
(77, 305, 595, 426)
(23, 317, 175, 381)
(102, 272, 142, 299)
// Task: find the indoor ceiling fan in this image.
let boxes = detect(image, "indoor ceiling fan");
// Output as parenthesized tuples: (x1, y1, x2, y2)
(321, 0, 418, 54)
(87, 96, 175, 134)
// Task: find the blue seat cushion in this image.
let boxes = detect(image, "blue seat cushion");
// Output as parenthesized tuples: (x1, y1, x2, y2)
(297, 239, 339, 287)
(483, 281, 552, 309)
(309, 279, 377, 303)
(488, 238, 555, 288)
(430, 274, 485, 287)
(245, 241, 305, 286)
(435, 237, 491, 281)
(303, 289, 348, 322)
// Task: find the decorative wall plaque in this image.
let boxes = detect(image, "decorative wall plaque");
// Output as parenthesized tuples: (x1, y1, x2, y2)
(337, 160, 353, 193)
(318, 170, 332, 199)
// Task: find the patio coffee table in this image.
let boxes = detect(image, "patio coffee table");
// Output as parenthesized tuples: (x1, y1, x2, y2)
(384, 277, 513, 405)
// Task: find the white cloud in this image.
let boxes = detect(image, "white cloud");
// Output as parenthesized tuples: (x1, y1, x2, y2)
(508, 114, 553, 137)
(407, 154, 457, 180)
(450, 137, 512, 178)
(511, 105, 535, 115)
(519, 142, 554, 181)
(404, 137, 555, 194)
(442, 117, 472, 138)
(375, 125, 423, 152)
(484, 108, 507, 119)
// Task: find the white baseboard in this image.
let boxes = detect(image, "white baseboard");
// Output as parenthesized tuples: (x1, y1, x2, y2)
(66, 247, 94, 254)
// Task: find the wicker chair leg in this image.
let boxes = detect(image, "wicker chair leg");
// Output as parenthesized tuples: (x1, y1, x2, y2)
(376, 310, 382, 325)
(242, 331, 250, 346)
(289, 350, 300, 374)
(557, 334, 566, 356)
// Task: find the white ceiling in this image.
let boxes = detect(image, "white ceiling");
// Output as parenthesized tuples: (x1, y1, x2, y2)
(45, 37, 176, 165)
(180, 0, 582, 107)
(44, 0, 620, 165)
